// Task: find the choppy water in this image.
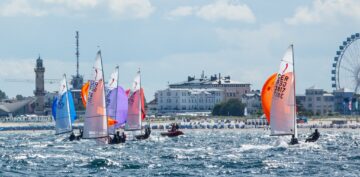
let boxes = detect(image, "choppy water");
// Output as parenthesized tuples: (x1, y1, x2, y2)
(0, 129, 359, 177)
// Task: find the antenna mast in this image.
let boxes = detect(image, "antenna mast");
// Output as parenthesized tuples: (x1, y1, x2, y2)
(76, 31, 79, 77)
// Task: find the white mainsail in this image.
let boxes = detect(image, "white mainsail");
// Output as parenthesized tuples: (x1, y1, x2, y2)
(83, 51, 108, 139)
(270, 45, 297, 138)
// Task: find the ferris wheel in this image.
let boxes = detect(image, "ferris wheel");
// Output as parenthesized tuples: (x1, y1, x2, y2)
(332, 33, 360, 94)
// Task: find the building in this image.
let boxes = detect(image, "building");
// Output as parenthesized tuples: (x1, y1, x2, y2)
(168, 71, 251, 102)
(34, 56, 45, 115)
(156, 88, 224, 114)
(241, 90, 261, 115)
(333, 88, 357, 115)
(0, 98, 36, 117)
(303, 86, 334, 116)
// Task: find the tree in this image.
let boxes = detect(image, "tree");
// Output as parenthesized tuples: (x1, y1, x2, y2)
(16, 94, 24, 100)
(0, 90, 7, 101)
(212, 99, 246, 116)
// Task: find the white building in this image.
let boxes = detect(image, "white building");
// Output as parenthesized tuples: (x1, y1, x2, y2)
(168, 72, 250, 102)
(156, 88, 224, 114)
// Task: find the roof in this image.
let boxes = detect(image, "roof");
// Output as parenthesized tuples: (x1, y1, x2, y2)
(160, 88, 223, 92)
(0, 99, 35, 113)
(169, 77, 250, 87)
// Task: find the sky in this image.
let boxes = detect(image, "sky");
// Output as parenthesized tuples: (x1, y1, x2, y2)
(0, 0, 360, 100)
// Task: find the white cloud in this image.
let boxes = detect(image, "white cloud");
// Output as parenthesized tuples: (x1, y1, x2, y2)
(196, 0, 255, 22)
(0, 0, 155, 18)
(286, 0, 360, 25)
(0, 0, 47, 17)
(108, 0, 155, 19)
(43, 0, 99, 10)
(167, 0, 255, 23)
(168, 6, 195, 17)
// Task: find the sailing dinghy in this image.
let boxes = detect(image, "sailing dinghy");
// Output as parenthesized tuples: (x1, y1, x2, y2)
(52, 74, 77, 139)
(267, 45, 299, 145)
(125, 69, 150, 140)
(106, 66, 128, 141)
(82, 51, 110, 143)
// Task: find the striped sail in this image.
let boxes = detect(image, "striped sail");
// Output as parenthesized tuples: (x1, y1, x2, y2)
(270, 45, 297, 137)
(83, 51, 108, 139)
(54, 75, 73, 135)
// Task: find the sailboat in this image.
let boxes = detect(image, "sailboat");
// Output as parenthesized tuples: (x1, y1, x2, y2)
(105, 66, 128, 135)
(52, 74, 77, 136)
(82, 51, 109, 142)
(268, 44, 298, 144)
(125, 69, 149, 140)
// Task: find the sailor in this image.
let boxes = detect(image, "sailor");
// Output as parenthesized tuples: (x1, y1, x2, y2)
(76, 128, 83, 140)
(121, 132, 126, 143)
(305, 129, 320, 142)
(146, 127, 151, 136)
(175, 123, 179, 130)
(113, 131, 120, 144)
(69, 132, 76, 141)
(170, 123, 176, 132)
(289, 134, 299, 145)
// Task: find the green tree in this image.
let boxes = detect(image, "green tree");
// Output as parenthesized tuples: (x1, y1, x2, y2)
(0, 90, 7, 101)
(212, 104, 222, 115)
(212, 99, 245, 116)
(16, 94, 24, 100)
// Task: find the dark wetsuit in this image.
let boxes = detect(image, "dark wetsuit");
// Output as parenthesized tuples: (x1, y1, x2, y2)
(289, 135, 299, 145)
(69, 132, 76, 141)
(306, 130, 320, 142)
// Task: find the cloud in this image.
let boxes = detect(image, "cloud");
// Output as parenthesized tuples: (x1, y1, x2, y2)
(168, 6, 194, 17)
(108, 0, 155, 19)
(42, 0, 99, 10)
(0, 0, 155, 18)
(285, 0, 360, 25)
(0, 0, 47, 17)
(167, 0, 255, 23)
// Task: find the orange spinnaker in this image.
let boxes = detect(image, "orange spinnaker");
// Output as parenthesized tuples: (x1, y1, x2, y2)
(107, 117, 118, 126)
(81, 81, 90, 108)
(81, 81, 117, 126)
(261, 73, 277, 123)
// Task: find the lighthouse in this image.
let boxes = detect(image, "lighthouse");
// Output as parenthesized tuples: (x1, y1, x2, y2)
(34, 55, 45, 115)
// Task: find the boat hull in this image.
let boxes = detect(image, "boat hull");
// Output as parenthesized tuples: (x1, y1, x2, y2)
(160, 131, 184, 137)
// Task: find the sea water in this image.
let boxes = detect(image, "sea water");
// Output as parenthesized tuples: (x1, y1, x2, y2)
(0, 129, 359, 176)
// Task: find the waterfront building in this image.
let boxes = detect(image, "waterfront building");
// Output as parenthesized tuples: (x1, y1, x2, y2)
(241, 90, 261, 115)
(303, 86, 334, 116)
(168, 71, 251, 102)
(333, 88, 358, 115)
(156, 88, 224, 114)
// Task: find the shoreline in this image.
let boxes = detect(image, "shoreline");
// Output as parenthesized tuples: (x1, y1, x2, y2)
(1, 118, 359, 132)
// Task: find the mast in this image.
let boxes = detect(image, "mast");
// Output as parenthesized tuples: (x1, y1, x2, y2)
(115, 65, 119, 132)
(64, 74, 72, 131)
(291, 44, 298, 138)
(76, 31, 79, 77)
(99, 50, 109, 137)
(138, 68, 142, 133)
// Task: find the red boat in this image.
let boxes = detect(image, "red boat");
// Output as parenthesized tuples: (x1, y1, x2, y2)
(160, 130, 184, 137)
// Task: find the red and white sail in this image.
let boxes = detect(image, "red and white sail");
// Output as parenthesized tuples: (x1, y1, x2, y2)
(83, 51, 108, 138)
(270, 45, 297, 137)
(125, 70, 144, 130)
